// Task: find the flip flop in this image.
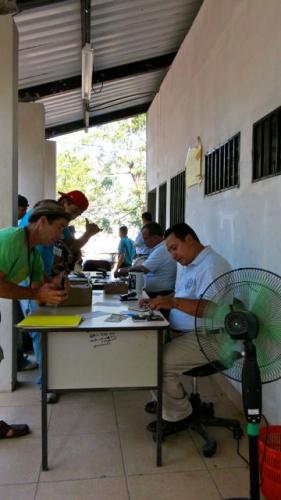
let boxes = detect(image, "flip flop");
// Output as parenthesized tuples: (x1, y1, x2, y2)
(0, 420, 30, 439)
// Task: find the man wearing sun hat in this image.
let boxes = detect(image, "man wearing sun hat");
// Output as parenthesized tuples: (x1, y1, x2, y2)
(20, 190, 101, 275)
(0, 200, 70, 437)
(19, 192, 101, 401)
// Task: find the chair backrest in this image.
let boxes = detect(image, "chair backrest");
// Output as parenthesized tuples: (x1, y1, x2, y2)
(83, 259, 112, 272)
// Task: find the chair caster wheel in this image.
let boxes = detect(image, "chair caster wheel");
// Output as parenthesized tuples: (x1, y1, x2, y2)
(202, 440, 217, 457)
(152, 432, 166, 443)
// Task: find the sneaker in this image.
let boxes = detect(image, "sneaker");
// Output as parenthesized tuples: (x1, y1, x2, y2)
(145, 401, 157, 414)
(147, 412, 195, 436)
(47, 392, 59, 404)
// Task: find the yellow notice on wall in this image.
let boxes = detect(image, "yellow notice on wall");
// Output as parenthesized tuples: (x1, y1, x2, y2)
(17, 315, 82, 329)
(185, 141, 203, 187)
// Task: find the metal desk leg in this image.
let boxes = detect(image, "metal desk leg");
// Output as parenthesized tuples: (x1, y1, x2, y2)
(41, 333, 48, 471)
(156, 329, 163, 466)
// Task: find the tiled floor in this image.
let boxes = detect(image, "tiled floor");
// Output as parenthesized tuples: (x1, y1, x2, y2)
(0, 369, 266, 500)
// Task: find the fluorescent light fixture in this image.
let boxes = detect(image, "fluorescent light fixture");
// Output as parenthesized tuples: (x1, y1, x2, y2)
(81, 43, 94, 100)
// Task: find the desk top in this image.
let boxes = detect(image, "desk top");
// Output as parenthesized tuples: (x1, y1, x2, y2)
(18, 290, 169, 332)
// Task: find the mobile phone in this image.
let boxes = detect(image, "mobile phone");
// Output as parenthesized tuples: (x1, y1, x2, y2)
(132, 313, 148, 321)
(60, 276, 65, 290)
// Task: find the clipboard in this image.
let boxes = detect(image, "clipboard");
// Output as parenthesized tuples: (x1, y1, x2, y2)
(17, 315, 82, 329)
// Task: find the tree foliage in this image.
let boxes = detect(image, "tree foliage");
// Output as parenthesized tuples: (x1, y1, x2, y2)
(56, 114, 146, 232)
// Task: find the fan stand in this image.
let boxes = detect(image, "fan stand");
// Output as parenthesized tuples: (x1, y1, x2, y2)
(226, 340, 261, 500)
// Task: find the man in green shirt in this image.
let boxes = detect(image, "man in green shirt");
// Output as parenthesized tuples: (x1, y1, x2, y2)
(0, 200, 70, 439)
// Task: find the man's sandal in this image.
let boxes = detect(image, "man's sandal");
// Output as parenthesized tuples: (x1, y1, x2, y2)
(0, 420, 30, 439)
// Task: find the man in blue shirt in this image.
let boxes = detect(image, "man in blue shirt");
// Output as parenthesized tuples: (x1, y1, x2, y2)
(114, 226, 136, 277)
(130, 222, 177, 297)
(141, 223, 231, 437)
(134, 211, 153, 257)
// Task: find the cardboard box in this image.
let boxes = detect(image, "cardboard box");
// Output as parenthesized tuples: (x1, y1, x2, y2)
(104, 281, 128, 295)
(59, 283, 92, 307)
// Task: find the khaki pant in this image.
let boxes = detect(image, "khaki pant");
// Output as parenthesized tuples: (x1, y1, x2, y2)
(161, 331, 207, 421)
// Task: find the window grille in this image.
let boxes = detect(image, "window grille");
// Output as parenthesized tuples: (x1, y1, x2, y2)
(147, 189, 156, 221)
(170, 171, 185, 225)
(205, 133, 240, 195)
(158, 182, 167, 230)
(253, 106, 281, 181)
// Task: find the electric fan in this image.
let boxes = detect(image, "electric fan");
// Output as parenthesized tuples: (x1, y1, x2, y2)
(195, 268, 281, 500)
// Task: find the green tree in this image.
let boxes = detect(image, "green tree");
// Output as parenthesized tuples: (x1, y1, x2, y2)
(56, 114, 146, 232)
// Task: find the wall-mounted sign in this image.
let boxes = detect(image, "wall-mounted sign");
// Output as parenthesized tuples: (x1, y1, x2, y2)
(185, 137, 203, 187)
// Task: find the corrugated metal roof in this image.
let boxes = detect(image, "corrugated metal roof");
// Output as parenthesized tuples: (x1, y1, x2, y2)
(15, 0, 203, 135)
(40, 68, 166, 128)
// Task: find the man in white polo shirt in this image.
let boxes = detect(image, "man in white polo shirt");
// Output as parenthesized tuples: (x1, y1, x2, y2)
(130, 222, 177, 298)
(142, 222, 231, 437)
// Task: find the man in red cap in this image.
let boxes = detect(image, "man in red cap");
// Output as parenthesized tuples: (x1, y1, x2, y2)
(56, 191, 100, 268)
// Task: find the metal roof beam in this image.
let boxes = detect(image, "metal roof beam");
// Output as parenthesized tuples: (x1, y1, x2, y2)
(18, 52, 176, 101)
(45, 103, 149, 138)
(17, 0, 66, 10)
(80, 0, 91, 47)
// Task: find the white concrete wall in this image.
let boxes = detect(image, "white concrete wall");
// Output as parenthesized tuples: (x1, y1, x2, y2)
(0, 16, 18, 390)
(44, 140, 56, 199)
(18, 102, 46, 206)
(147, 0, 281, 423)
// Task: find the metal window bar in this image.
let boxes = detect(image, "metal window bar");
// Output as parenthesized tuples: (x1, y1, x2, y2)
(263, 118, 270, 177)
(234, 134, 240, 185)
(205, 155, 209, 195)
(270, 113, 278, 175)
(158, 182, 167, 230)
(205, 133, 240, 194)
(147, 189, 156, 221)
(229, 138, 235, 187)
(170, 171, 185, 225)
(277, 110, 281, 173)
(253, 106, 281, 181)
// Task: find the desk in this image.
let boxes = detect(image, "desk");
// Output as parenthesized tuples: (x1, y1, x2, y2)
(18, 291, 168, 471)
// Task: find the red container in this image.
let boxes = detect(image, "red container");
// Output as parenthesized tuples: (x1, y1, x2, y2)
(259, 426, 281, 500)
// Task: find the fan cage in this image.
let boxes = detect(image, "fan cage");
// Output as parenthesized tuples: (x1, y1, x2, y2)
(195, 268, 281, 383)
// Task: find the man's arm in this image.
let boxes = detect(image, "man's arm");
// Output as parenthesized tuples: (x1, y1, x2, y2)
(0, 272, 68, 305)
(130, 264, 149, 274)
(141, 295, 210, 318)
(66, 218, 101, 252)
(114, 253, 126, 277)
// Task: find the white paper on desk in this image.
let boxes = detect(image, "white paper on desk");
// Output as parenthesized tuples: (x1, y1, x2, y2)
(82, 311, 108, 319)
(95, 301, 120, 307)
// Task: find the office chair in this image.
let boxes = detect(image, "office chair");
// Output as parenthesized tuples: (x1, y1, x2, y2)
(182, 361, 243, 457)
(83, 259, 112, 272)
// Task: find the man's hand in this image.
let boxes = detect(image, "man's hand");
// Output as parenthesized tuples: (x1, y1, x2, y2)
(36, 282, 68, 305)
(85, 218, 102, 237)
(141, 295, 175, 310)
(51, 273, 70, 293)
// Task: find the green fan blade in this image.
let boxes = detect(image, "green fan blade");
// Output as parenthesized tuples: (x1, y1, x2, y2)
(202, 300, 243, 369)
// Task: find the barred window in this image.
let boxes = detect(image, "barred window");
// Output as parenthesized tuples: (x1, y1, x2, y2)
(253, 106, 281, 181)
(205, 134, 240, 195)
(158, 182, 167, 230)
(170, 171, 185, 225)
